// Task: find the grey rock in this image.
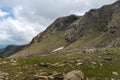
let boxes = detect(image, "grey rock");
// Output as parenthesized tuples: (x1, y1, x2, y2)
(76, 63, 83, 66)
(58, 64, 65, 67)
(64, 70, 84, 80)
(38, 62, 50, 67)
(37, 76, 48, 80)
(48, 71, 64, 80)
(91, 62, 97, 65)
(112, 71, 119, 76)
(0, 71, 9, 79)
(104, 57, 112, 61)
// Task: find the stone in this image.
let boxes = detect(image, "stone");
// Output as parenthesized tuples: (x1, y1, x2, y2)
(91, 62, 97, 65)
(69, 60, 75, 63)
(0, 71, 9, 79)
(10, 63, 18, 66)
(34, 64, 37, 66)
(112, 71, 118, 76)
(76, 63, 83, 66)
(52, 63, 59, 66)
(34, 75, 48, 80)
(104, 57, 112, 61)
(48, 75, 54, 79)
(111, 77, 115, 80)
(58, 64, 65, 67)
(2, 61, 7, 64)
(0, 75, 4, 79)
(5, 77, 9, 80)
(99, 63, 103, 67)
(64, 70, 84, 80)
(48, 71, 64, 80)
(38, 63, 50, 67)
(76, 59, 81, 62)
(52, 73, 64, 79)
(18, 72, 23, 75)
(0, 72, 9, 76)
(10, 59, 17, 63)
(38, 76, 48, 80)
(85, 48, 95, 54)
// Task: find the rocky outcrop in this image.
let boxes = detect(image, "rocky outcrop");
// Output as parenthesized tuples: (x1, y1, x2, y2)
(64, 70, 84, 80)
(31, 15, 80, 44)
(66, 0, 120, 42)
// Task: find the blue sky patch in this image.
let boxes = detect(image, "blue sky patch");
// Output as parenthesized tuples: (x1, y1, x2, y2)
(0, 7, 15, 21)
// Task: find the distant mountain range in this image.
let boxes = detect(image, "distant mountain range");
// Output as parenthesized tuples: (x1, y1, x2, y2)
(0, 0, 120, 58)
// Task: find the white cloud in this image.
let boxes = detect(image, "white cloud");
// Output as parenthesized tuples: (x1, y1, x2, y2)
(0, 6, 45, 46)
(0, 31, 12, 41)
(0, 10, 8, 17)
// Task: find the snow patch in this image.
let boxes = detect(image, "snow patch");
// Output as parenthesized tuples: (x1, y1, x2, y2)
(52, 46, 64, 53)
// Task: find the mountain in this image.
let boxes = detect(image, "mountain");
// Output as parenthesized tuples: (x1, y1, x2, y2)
(63, 0, 120, 52)
(0, 0, 120, 58)
(0, 45, 26, 58)
(65, 0, 120, 47)
(0, 48, 4, 53)
(9, 15, 81, 58)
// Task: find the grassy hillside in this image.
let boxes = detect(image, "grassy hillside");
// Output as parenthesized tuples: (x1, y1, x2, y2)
(10, 31, 66, 58)
(8, 15, 80, 58)
(0, 48, 120, 80)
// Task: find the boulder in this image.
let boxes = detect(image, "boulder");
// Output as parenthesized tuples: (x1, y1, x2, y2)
(112, 71, 119, 76)
(64, 70, 84, 80)
(48, 71, 64, 80)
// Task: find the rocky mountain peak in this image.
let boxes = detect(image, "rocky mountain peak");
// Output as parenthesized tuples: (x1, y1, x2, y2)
(31, 14, 80, 43)
(65, 0, 120, 44)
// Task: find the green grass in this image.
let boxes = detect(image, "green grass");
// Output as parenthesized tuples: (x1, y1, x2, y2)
(64, 29, 104, 51)
(11, 31, 66, 58)
(0, 48, 120, 80)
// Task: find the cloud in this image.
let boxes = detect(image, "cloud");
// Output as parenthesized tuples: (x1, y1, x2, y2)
(0, 6, 45, 46)
(0, 0, 117, 47)
(0, 31, 12, 41)
(0, 0, 117, 20)
(0, 10, 8, 17)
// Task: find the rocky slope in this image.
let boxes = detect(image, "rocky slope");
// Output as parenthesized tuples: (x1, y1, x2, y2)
(10, 15, 80, 58)
(0, 0, 120, 58)
(61, 0, 120, 53)
(66, 0, 120, 47)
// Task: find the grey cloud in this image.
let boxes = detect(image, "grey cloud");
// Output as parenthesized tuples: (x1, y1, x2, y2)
(0, 0, 117, 23)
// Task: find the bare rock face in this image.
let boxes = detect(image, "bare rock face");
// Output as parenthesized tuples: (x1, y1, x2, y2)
(65, 0, 120, 47)
(64, 70, 84, 80)
(31, 14, 80, 43)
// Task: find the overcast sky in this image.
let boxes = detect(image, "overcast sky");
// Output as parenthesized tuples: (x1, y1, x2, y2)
(0, 0, 117, 48)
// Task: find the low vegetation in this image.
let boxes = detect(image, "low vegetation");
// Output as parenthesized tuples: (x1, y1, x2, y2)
(0, 48, 120, 80)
